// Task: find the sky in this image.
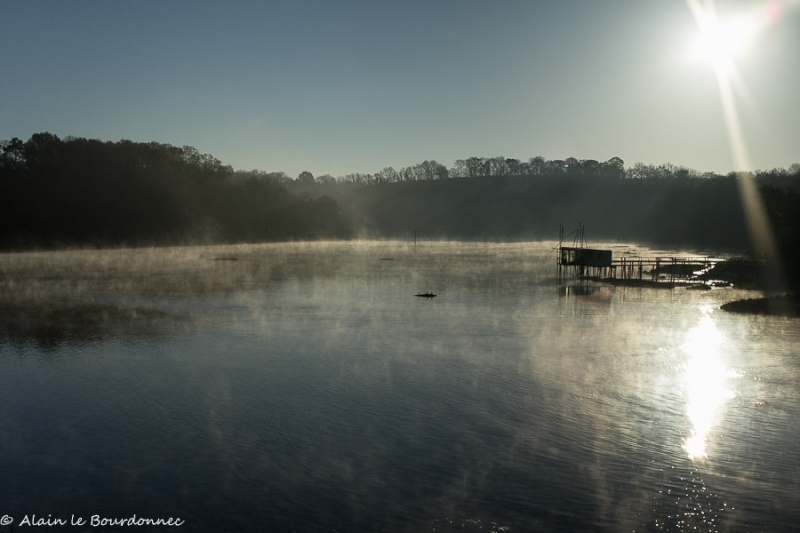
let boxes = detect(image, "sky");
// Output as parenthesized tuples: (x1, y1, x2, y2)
(2, 1, 798, 178)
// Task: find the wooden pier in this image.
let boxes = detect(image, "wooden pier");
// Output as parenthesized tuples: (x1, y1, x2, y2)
(608, 256, 716, 282)
(556, 224, 720, 284)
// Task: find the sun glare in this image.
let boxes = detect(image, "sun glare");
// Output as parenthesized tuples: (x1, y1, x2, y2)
(681, 307, 737, 460)
(691, 15, 756, 72)
(684, 0, 786, 275)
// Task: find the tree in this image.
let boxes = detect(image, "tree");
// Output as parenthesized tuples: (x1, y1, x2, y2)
(343, 173, 368, 184)
(419, 160, 436, 181)
(450, 160, 467, 178)
(465, 157, 484, 177)
(374, 167, 399, 183)
(264, 171, 291, 184)
(433, 161, 449, 180)
(601, 156, 625, 180)
(417, 160, 448, 181)
(23, 132, 63, 170)
(505, 158, 521, 176)
(298, 171, 315, 184)
(564, 157, 580, 177)
(547, 159, 567, 176)
(488, 156, 507, 177)
(0, 137, 26, 169)
(403, 165, 424, 181)
(529, 156, 546, 176)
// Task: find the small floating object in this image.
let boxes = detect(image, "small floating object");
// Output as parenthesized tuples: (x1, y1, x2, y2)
(415, 292, 437, 298)
(710, 281, 732, 288)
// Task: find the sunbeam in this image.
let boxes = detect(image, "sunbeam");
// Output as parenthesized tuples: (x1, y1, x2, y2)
(686, 0, 785, 285)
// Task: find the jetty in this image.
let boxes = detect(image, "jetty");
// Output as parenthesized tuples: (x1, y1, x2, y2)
(556, 224, 721, 284)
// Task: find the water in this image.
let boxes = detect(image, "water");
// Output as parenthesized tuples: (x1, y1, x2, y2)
(1, 241, 799, 532)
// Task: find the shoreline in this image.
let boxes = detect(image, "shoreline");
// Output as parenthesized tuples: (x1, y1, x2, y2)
(582, 259, 800, 317)
(720, 294, 800, 317)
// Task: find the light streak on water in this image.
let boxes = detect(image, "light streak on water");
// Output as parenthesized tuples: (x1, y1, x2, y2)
(681, 306, 738, 460)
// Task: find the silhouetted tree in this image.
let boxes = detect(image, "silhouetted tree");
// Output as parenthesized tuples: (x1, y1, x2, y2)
(0, 137, 25, 169)
(450, 159, 467, 178)
(529, 156, 545, 175)
(600, 156, 625, 180)
(298, 171, 315, 184)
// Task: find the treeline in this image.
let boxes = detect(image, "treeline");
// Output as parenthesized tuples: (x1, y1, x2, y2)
(288, 157, 800, 261)
(2, 133, 799, 262)
(0, 133, 348, 248)
(291, 155, 800, 185)
(308, 155, 625, 185)
(289, 172, 749, 247)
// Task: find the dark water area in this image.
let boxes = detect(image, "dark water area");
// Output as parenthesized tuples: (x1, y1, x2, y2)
(0, 241, 799, 532)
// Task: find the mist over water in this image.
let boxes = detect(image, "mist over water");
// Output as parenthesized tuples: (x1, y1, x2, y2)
(1, 241, 798, 532)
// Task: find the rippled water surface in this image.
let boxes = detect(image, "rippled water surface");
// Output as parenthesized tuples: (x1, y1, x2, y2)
(1, 241, 798, 532)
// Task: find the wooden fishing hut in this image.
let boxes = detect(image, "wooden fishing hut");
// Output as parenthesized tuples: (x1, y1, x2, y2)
(557, 224, 613, 279)
(556, 224, 719, 283)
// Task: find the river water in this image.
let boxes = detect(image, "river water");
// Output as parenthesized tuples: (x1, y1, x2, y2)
(0, 241, 798, 532)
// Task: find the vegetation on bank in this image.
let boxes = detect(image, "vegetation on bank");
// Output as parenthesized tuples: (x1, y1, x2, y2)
(720, 294, 800, 317)
(2, 133, 799, 276)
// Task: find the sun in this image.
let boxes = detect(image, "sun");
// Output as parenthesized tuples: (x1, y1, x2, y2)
(684, 0, 786, 284)
(689, 7, 757, 73)
(693, 17, 754, 71)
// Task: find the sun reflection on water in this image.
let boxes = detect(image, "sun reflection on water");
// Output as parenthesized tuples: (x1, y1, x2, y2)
(682, 306, 737, 460)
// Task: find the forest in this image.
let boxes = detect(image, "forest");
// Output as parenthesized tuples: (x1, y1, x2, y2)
(0, 133, 347, 248)
(1, 133, 798, 268)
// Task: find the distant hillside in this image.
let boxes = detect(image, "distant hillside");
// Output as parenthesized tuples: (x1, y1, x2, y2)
(2, 133, 799, 267)
(0, 133, 350, 249)
(289, 174, 771, 253)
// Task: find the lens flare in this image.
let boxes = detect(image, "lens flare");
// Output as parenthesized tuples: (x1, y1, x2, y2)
(685, 0, 784, 277)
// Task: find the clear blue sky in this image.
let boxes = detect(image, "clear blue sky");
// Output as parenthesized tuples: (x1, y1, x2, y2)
(2, 1, 798, 177)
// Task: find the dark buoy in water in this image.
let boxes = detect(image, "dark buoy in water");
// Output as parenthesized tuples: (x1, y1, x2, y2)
(415, 292, 437, 298)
